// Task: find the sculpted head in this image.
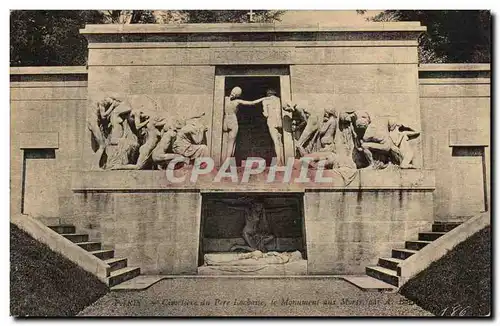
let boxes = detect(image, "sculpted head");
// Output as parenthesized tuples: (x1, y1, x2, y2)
(388, 117, 399, 131)
(323, 108, 337, 121)
(282, 102, 296, 113)
(230, 87, 242, 99)
(339, 111, 351, 123)
(266, 88, 277, 97)
(355, 111, 371, 129)
(253, 202, 264, 213)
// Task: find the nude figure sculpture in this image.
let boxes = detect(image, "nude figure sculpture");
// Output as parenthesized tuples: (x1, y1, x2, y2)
(262, 89, 284, 165)
(110, 114, 167, 170)
(152, 113, 205, 169)
(87, 96, 120, 169)
(216, 197, 275, 253)
(294, 107, 326, 157)
(344, 111, 420, 169)
(172, 117, 209, 162)
(388, 118, 421, 169)
(222, 87, 269, 162)
(282, 102, 309, 141)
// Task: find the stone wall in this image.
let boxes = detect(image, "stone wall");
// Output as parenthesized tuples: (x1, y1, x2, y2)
(81, 22, 426, 166)
(419, 64, 490, 220)
(305, 189, 434, 274)
(70, 191, 201, 274)
(10, 67, 88, 219)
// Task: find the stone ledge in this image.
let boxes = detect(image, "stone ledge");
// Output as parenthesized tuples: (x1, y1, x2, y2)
(81, 22, 426, 35)
(418, 78, 490, 85)
(419, 63, 490, 72)
(10, 66, 88, 75)
(71, 169, 435, 192)
(88, 40, 419, 49)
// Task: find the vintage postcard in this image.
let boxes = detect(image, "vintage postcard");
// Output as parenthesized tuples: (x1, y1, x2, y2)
(9, 9, 491, 317)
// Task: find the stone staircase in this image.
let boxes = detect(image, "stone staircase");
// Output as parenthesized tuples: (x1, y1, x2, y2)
(365, 221, 462, 287)
(48, 224, 140, 287)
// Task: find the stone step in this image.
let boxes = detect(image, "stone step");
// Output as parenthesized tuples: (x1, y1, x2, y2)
(418, 232, 446, 241)
(108, 267, 141, 287)
(48, 225, 75, 234)
(104, 257, 128, 272)
(391, 248, 418, 260)
(90, 249, 114, 260)
(432, 222, 461, 232)
(61, 233, 89, 243)
(405, 240, 432, 251)
(76, 241, 102, 252)
(378, 257, 404, 271)
(366, 266, 399, 287)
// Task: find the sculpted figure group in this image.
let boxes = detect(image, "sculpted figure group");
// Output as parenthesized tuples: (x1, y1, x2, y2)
(87, 96, 208, 170)
(284, 103, 421, 171)
(88, 90, 420, 172)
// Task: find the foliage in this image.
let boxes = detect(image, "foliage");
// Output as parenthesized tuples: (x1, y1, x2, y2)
(10, 10, 284, 66)
(358, 10, 491, 63)
(10, 10, 105, 66)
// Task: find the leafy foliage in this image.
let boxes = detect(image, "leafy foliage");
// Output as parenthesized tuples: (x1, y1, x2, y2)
(358, 10, 491, 63)
(10, 10, 105, 66)
(10, 10, 284, 66)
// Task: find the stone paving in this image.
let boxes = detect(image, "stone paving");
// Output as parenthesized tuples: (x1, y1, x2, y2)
(79, 278, 433, 317)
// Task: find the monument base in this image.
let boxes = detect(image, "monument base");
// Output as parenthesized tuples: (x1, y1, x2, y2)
(198, 251, 307, 275)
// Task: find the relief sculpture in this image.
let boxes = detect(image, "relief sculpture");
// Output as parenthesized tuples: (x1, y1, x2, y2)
(88, 94, 421, 173)
(88, 95, 208, 170)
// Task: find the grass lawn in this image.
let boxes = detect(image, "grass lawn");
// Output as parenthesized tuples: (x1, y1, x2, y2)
(10, 223, 109, 317)
(400, 226, 491, 317)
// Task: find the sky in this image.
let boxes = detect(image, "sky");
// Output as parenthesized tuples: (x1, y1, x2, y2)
(279, 10, 383, 25)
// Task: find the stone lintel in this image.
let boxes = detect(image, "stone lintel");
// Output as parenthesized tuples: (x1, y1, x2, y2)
(419, 64, 491, 72)
(71, 169, 435, 192)
(10, 66, 88, 75)
(449, 129, 489, 147)
(19, 132, 59, 149)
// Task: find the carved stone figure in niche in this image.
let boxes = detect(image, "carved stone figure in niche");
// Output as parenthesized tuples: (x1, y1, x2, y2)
(222, 87, 269, 162)
(152, 113, 205, 169)
(388, 118, 421, 169)
(172, 117, 209, 162)
(282, 102, 309, 141)
(204, 250, 303, 266)
(87, 96, 120, 169)
(215, 197, 275, 253)
(262, 89, 284, 165)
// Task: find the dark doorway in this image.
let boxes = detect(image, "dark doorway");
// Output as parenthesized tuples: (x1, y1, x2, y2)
(224, 76, 282, 166)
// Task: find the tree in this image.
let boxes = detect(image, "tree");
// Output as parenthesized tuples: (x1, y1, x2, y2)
(358, 10, 491, 63)
(10, 10, 285, 66)
(10, 10, 105, 66)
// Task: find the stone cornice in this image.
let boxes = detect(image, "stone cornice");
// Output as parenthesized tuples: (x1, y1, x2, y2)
(80, 22, 427, 34)
(80, 22, 426, 43)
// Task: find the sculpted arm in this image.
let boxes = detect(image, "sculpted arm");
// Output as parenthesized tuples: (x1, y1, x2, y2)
(99, 100, 119, 118)
(235, 97, 269, 106)
(262, 101, 269, 118)
(132, 110, 149, 130)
